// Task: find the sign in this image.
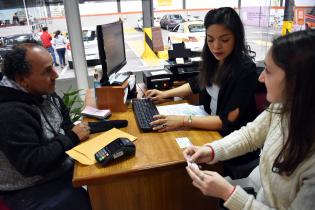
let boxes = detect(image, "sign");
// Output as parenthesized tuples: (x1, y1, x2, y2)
(158, 0, 172, 6)
(152, 27, 164, 52)
(296, 9, 305, 25)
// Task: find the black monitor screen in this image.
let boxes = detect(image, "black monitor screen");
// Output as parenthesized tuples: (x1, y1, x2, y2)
(97, 20, 126, 84)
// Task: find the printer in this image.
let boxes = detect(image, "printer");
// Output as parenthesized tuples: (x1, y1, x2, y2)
(165, 42, 200, 81)
(143, 68, 173, 90)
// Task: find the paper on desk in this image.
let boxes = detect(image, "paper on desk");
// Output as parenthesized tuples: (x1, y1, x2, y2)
(175, 57, 184, 64)
(66, 128, 137, 165)
(151, 70, 168, 76)
(124, 87, 128, 104)
(157, 103, 209, 116)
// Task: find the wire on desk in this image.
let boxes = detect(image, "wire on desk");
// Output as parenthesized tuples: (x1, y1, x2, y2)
(137, 83, 146, 98)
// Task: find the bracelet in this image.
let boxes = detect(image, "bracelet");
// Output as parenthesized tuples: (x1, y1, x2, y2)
(226, 186, 236, 200)
(182, 116, 186, 126)
(204, 145, 215, 161)
(183, 116, 190, 127)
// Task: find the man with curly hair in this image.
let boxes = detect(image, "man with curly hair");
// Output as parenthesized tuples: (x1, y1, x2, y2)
(0, 42, 91, 210)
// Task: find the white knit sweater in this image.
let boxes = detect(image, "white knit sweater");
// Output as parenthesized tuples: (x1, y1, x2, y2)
(207, 104, 315, 210)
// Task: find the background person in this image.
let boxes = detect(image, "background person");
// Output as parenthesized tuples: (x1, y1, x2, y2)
(12, 12, 19, 25)
(146, 7, 257, 136)
(53, 30, 67, 68)
(0, 42, 91, 210)
(184, 29, 315, 210)
(40, 26, 58, 67)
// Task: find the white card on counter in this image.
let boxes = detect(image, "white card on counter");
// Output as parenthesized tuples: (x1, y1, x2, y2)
(176, 137, 192, 149)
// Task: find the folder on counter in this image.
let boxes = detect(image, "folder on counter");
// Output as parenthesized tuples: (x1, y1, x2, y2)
(66, 128, 137, 165)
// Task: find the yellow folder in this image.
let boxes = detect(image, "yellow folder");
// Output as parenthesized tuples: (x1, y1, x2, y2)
(66, 128, 137, 165)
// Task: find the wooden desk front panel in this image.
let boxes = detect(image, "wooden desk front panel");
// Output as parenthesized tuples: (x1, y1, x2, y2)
(88, 163, 220, 210)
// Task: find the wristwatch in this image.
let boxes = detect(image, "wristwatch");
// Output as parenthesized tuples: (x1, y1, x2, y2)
(187, 115, 192, 126)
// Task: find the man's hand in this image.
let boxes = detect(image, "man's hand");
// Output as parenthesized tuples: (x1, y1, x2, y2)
(72, 122, 90, 141)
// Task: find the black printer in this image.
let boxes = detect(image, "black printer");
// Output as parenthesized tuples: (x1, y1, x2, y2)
(143, 68, 173, 90)
(166, 42, 200, 81)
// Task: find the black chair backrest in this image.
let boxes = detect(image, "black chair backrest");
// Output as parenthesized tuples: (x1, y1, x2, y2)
(168, 42, 192, 61)
(255, 66, 268, 114)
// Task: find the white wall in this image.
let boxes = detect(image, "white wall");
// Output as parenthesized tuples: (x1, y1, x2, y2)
(295, 0, 315, 6)
(121, 0, 142, 12)
(186, 0, 238, 9)
(241, 0, 271, 7)
(79, 2, 118, 15)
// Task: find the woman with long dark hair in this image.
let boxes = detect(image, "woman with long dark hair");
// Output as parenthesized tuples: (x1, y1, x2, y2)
(146, 7, 257, 136)
(184, 29, 315, 209)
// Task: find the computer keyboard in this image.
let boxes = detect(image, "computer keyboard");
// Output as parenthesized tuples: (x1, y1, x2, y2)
(132, 98, 159, 132)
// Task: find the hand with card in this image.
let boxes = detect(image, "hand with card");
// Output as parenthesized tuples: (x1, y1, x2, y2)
(183, 145, 213, 164)
(184, 145, 235, 201)
(185, 165, 235, 201)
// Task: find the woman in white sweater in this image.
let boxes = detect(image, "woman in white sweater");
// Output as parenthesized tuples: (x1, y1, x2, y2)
(184, 29, 315, 210)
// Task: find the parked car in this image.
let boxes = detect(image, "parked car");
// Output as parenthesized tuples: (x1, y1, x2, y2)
(305, 7, 315, 29)
(167, 21, 205, 52)
(160, 14, 185, 31)
(0, 33, 41, 66)
(136, 17, 161, 30)
(185, 14, 201, 21)
(66, 27, 100, 69)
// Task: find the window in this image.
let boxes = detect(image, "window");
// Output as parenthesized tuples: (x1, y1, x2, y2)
(188, 24, 205, 33)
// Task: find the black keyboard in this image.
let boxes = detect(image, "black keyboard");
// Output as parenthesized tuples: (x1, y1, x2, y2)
(132, 98, 159, 132)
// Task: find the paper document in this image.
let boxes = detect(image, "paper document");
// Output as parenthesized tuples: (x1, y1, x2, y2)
(81, 106, 111, 119)
(124, 87, 128, 104)
(175, 58, 184, 64)
(157, 103, 209, 116)
(66, 128, 137, 165)
(176, 137, 192, 149)
(151, 70, 168, 76)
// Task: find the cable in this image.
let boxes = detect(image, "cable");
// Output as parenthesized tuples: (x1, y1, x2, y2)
(136, 83, 146, 98)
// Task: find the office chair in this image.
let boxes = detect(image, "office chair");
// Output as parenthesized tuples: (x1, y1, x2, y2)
(168, 42, 192, 62)
(0, 197, 11, 210)
(246, 45, 256, 61)
(255, 66, 268, 114)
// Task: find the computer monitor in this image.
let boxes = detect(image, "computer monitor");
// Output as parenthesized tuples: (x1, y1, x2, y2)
(96, 20, 126, 85)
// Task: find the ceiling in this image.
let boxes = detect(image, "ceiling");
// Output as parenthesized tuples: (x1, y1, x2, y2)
(0, 0, 63, 10)
(0, 0, 125, 10)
